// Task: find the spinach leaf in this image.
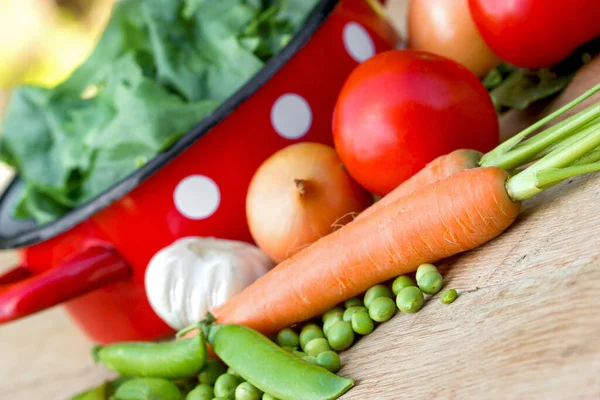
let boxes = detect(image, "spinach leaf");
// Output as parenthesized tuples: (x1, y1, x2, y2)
(0, 0, 318, 225)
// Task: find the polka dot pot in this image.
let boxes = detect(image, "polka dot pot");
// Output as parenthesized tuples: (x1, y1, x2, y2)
(0, 0, 399, 344)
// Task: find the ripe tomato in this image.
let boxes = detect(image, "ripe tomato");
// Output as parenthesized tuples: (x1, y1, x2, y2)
(332, 50, 499, 196)
(469, 0, 600, 69)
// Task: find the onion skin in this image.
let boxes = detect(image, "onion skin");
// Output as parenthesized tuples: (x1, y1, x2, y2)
(407, 0, 500, 78)
(246, 143, 373, 263)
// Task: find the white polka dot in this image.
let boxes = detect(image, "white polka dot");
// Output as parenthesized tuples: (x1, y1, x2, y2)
(174, 175, 220, 220)
(343, 22, 375, 63)
(271, 93, 312, 140)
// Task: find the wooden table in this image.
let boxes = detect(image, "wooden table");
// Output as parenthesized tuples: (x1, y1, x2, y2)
(2, 25, 600, 398)
(2, 159, 600, 400)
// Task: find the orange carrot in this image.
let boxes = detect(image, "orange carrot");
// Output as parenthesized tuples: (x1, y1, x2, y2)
(213, 167, 520, 335)
(357, 149, 482, 220)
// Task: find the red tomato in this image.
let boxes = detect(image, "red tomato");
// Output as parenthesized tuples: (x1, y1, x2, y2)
(468, 0, 600, 70)
(332, 50, 499, 196)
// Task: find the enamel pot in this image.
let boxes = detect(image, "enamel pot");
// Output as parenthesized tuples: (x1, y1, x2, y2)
(0, 0, 398, 344)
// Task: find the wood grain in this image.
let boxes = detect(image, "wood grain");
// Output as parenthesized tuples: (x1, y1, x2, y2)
(338, 172, 600, 399)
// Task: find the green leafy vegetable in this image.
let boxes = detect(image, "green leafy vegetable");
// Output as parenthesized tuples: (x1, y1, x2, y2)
(484, 37, 600, 112)
(0, 0, 318, 225)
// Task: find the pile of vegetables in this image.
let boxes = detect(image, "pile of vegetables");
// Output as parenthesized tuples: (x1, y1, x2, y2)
(74, 261, 454, 400)
(0, 0, 318, 225)
(51, 1, 600, 399)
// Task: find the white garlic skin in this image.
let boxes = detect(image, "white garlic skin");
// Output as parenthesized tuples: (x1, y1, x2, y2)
(144, 237, 274, 330)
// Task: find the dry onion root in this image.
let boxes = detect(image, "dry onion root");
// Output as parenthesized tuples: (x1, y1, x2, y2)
(246, 142, 373, 263)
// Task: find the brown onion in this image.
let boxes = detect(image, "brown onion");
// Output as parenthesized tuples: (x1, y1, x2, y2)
(246, 142, 373, 263)
(407, 0, 500, 77)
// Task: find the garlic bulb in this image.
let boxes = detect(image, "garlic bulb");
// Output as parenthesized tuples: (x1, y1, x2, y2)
(144, 237, 274, 330)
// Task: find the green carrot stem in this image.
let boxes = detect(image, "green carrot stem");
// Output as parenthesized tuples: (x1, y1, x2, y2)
(481, 102, 600, 169)
(480, 83, 600, 165)
(534, 116, 600, 158)
(573, 146, 600, 165)
(535, 163, 600, 190)
(506, 124, 600, 201)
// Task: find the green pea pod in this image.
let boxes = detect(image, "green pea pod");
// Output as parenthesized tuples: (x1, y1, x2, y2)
(68, 382, 108, 400)
(93, 332, 207, 379)
(112, 377, 182, 400)
(203, 323, 354, 400)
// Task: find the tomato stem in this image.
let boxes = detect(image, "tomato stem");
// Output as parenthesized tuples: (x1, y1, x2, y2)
(481, 83, 600, 165)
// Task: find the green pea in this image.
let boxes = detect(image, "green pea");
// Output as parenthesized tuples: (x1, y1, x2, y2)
(280, 346, 295, 353)
(112, 377, 181, 400)
(262, 394, 278, 400)
(351, 311, 374, 335)
(186, 384, 214, 400)
(227, 368, 243, 380)
(304, 338, 332, 357)
(235, 382, 262, 400)
(322, 307, 344, 323)
(276, 328, 299, 348)
(344, 297, 363, 308)
(326, 321, 354, 351)
(441, 289, 458, 304)
(292, 350, 306, 358)
(316, 351, 341, 373)
(214, 373, 241, 399)
(198, 358, 227, 385)
(323, 313, 344, 336)
(368, 296, 396, 322)
(396, 286, 425, 313)
(342, 306, 368, 322)
(302, 355, 318, 365)
(299, 324, 325, 351)
(416, 263, 438, 283)
(392, 275, 416, 296)
(418, 271, 443, 295)
(364, 284, 393, 308)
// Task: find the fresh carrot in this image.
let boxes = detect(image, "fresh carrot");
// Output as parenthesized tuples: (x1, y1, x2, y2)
(214, 167, 518, 334)
(212, 121, 600, 335)
(357, 84, 600, 220)
(357, 149, 482, 220)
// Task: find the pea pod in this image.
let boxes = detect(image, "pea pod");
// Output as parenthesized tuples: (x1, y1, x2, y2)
(195, 321, 354, 400)
(112, 377, 181, 400)
(93, 332, 207, 379)
(68, 382, 108, 400)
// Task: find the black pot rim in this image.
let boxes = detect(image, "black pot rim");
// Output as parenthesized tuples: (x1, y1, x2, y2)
(0, 0, 339, 250)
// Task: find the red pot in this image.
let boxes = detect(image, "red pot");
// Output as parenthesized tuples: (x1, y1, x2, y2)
(0, 0, 399, 344)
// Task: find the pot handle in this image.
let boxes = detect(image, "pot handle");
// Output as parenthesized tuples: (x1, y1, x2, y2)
(0, 246, 130, 323)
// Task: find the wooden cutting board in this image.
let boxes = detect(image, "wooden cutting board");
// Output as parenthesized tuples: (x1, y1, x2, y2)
(1, 64, 600, 400)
